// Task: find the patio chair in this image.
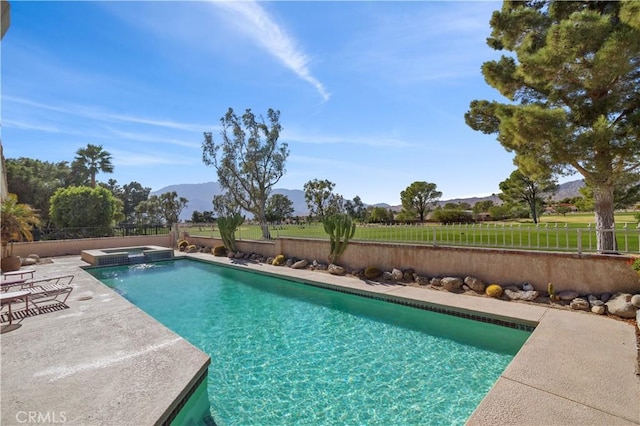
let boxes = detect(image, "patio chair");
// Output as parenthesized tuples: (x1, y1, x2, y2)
(2, 269, 35, 280)
(19, 275, 75, 310)
(0, 276, 29, 292)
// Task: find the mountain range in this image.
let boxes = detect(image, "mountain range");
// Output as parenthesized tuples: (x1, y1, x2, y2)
(151, 179, 585, 220)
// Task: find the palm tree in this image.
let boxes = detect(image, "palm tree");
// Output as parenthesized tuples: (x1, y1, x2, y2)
(73, 144, 114, 188)
(1, 194, 41, 269)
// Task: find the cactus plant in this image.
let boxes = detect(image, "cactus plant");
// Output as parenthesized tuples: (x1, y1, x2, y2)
(364, 266, 382, 280)
(217, 214, 244, 252)
(177, 239, 189, 251)
(272, 254, 286, 266)
(322, 214, 356, 264)
(212, 245, 227, 257)
(485, 284, 503, 298)
(548, 282, 555, 301)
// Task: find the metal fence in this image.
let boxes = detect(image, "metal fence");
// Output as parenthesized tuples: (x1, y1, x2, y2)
(34, 224, 171, 241)
(181, 221, 640, 254)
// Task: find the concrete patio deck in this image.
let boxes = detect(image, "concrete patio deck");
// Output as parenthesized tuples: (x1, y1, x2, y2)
(1, 253, 639, 425)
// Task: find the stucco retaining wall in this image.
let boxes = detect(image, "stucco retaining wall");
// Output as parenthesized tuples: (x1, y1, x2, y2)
(8, 234, 639, 294)
(186, 236, 640, 295)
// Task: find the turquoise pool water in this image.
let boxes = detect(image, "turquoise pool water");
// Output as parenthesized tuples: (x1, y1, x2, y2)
(89, 260, 531, 425)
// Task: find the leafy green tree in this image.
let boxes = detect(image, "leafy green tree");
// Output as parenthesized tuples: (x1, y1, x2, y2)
(158, 191, 188, 227)
(265, 193, 294, 222)
(368, 206, 393, 223)
(191, 210, 215, 223)
(49, 186, 120, 236)
(577, 172, 640, 211)
(191, 211, 204, 223)
(344, 195, 367, 222)
(325, 193, 345, 217)
(395, 209, 418, 222)
(431, 209, 474, 224)
(575, 188, 596, 212)
(121, 182, 151, 221)
(498, 170, 557, 224)
(465, 1, 640, 252)
(488, 204, 511, 221)
(400, 181, 442, 222)
(303, 179, 335, 219)
(212, 193, 241, 218)
(203, 108, 287, 240)
(72, 144, 114, 188)
(473, 200, 495, 214)
(6, 158, 71, 226)
(134, 197, 164, 225)
(100, 179, 121, 195)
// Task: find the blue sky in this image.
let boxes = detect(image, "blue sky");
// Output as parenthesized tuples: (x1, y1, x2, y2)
(1, 0, 561, 206)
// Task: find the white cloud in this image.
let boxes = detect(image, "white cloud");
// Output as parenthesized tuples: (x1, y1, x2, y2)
(2, 119, 63, 133)
(283, 129, 413, 148)
(4, 96, 210, 134)
(103, 127, 202, 149)
(211, 0, 330, 102)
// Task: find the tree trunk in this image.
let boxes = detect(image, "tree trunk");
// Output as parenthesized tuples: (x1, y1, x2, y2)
(592, 184, 616, 253)
(257, 204, 271, 240)
(260, 222, 271, 240)
(529, 200, 538, 224)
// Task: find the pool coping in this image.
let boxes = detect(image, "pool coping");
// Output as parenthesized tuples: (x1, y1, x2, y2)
(1, 254, 638, 425)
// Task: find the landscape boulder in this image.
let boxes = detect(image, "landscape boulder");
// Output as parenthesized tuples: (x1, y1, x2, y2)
(605, 293, 637, 319)
(328, 264, 346, 276)
(464, 276, 485, 293)
(22, 257, 37, 266)
(588, 295, 604, 307)
(403, 269, 415, 282)
(569, 298, 590, 311)
(557, 290, 579, 301)
(441, 277, 463, 292)
(291, 259, 309, 270)
(505, 289, 539, 301)
(415, 276, 430, 286)
(391, 268, 404, 281)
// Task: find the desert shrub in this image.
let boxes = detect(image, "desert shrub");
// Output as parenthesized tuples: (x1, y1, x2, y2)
(485, 284, 503, 298)
(364, 266, 382, 279)
(212, 245, 227, 256)
(430, 209, 474, 224)
(272, 254, 286, 266)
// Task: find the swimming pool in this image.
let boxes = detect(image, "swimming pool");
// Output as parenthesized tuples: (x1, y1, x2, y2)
(89, 259, 531, 425)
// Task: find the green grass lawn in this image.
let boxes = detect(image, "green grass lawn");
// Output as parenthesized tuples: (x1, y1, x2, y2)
(182, 212, 640, 253)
